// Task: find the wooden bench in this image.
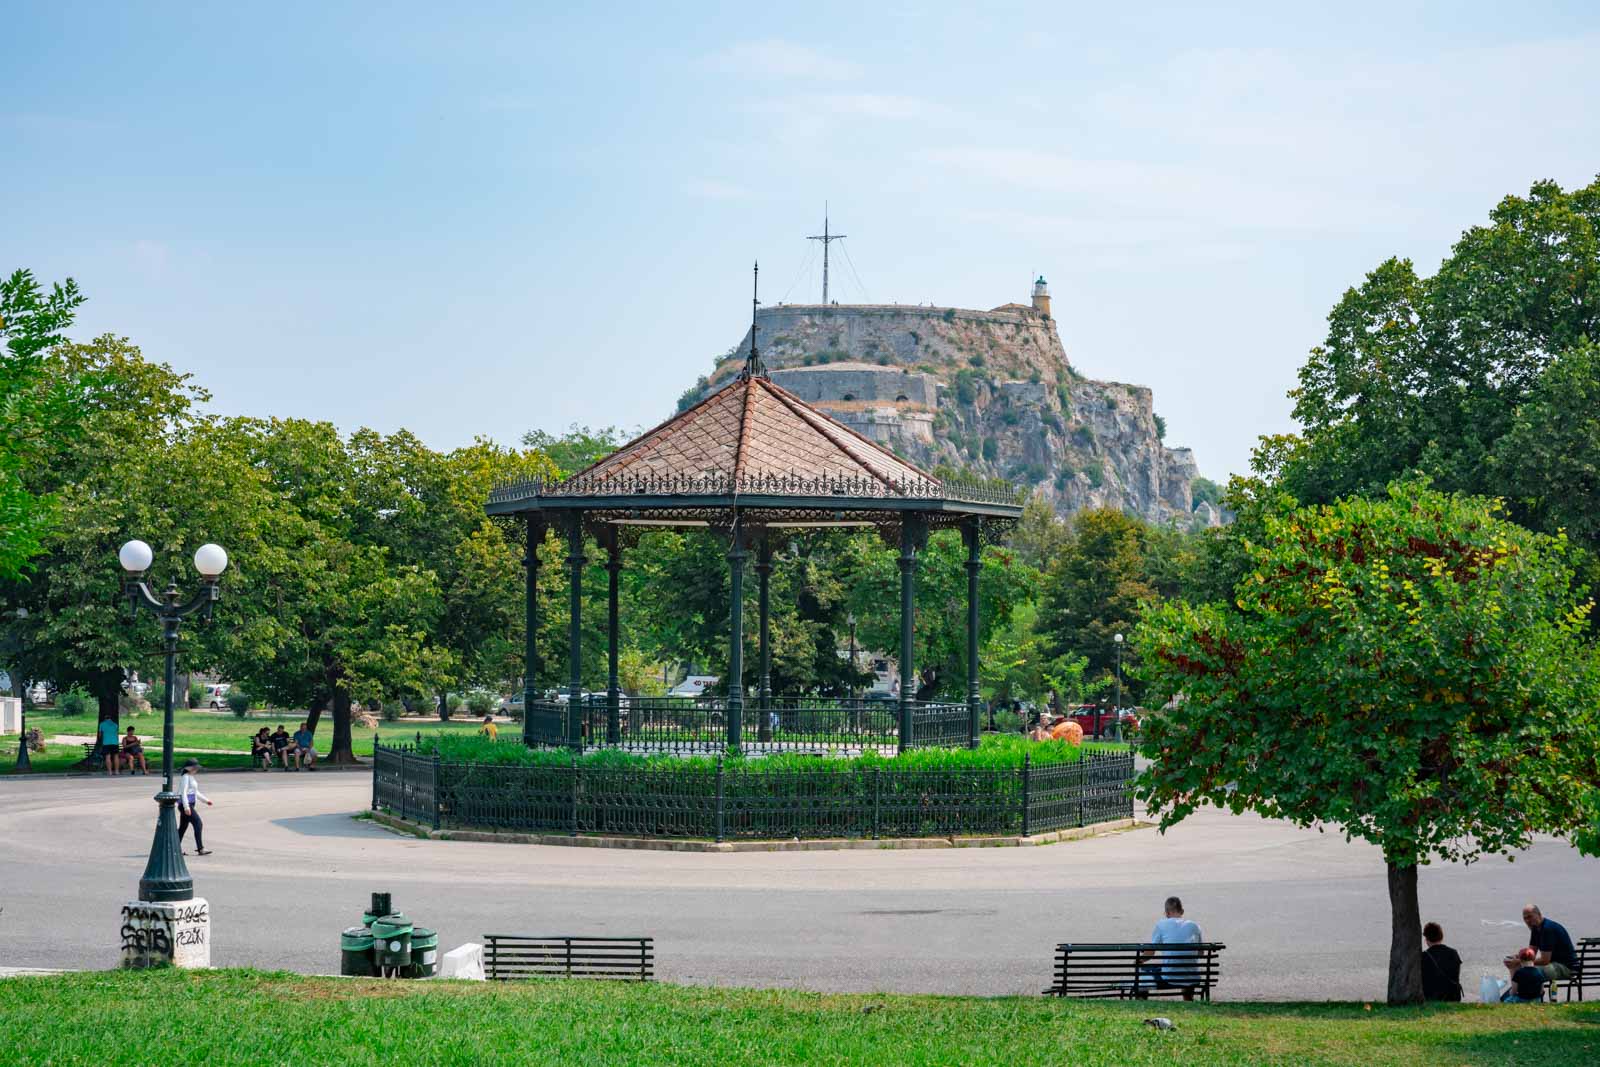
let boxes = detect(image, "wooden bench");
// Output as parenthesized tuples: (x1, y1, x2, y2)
(483, 936, 654, 982)
(1044, 942, 1225, 1001)
(1557, 938, 1598, 1003)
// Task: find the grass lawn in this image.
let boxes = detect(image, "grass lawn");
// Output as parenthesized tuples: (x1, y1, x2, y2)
(2, 970, 1595, 1066)
(0, 707, 497, 775)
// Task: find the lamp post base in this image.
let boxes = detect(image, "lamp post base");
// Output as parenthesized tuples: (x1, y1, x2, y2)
(120, 897, 210, 969)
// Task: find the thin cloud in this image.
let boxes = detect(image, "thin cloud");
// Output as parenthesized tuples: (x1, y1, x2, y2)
(711, 39, 861, 81)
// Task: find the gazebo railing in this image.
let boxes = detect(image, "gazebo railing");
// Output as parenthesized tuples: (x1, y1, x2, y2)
(525, 696, 970, 752)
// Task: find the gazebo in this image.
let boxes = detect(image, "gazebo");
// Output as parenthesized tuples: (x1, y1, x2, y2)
(487, 286, 1022, 755)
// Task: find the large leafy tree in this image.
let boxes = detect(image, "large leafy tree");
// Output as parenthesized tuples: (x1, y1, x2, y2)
(1285, 177, 1600, 543)
(0, 269, 86, 579)
(0, 336, 215, 723)
(1136, 483, 1600, 1004)
(845, 530, 1039, 700)
(1036, 509, 1169, 702)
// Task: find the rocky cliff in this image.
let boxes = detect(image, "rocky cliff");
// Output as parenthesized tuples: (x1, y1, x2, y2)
(677, 294, 1217, 527)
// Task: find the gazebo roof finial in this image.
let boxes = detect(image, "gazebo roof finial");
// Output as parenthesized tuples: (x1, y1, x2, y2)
(741, 260, 765, 380)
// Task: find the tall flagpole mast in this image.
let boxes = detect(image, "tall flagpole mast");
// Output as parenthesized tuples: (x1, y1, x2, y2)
(807, 203, 847, 305)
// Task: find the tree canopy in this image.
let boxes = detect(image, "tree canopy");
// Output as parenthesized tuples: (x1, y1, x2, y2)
(1136, 483, 1600, 1003)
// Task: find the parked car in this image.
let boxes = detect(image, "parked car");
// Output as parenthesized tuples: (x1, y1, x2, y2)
(499, 691, 526, 714)
(203, 683, 232, 709)
(1062, 704, 1140, 739)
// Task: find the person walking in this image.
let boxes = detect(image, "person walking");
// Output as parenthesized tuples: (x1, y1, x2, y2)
(177, 758, 213, 856)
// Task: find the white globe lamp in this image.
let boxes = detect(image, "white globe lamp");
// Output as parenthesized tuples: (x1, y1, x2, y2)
(119, 540, 154, 574)
(193, 543, 229, 579)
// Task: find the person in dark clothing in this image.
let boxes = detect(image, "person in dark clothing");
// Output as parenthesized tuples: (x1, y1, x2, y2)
(1421, 922, 1462, 1002)
(1522, 904, 1577, 984)
(1503, 947, 1547, 1002)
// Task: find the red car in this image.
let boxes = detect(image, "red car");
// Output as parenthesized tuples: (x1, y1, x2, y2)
(1061, 704, 1139, 739)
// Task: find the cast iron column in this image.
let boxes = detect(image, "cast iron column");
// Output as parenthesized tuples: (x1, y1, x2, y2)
(726, 518, 747, 754)
(523, 519, 541, 747)
(897, 518, 922, 753)
(606, 532, 622, 745)
(965, 519, 983, 749)
(566, 517, 586, 749)
(755, 533, 773, 743)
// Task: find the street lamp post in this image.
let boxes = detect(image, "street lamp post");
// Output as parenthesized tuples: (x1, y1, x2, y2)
(1113, 632, 1124, 742)
(6, 607, 28, 771)
(119, 540, 227, 904)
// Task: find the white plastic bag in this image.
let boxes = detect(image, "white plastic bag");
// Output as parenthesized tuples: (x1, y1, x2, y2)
(1480, 974, 1507, 1004)
(438, 942, 485, 981)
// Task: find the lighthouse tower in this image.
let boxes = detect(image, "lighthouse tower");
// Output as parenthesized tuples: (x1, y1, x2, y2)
(1031, 275, 1051, 317)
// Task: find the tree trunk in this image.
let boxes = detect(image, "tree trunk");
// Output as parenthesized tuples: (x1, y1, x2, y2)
(306, 694, 327, 735)
(1386, 860, 1424, 1004)
(175, 671, 191, 708)
(438, 689, 450, 721)
(327, 687, 356, 764)
(93, 668, 122, 729)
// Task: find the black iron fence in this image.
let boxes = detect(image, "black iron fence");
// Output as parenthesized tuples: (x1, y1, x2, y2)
(373, 745, 1134, 842)
(527, 696, 971, 753)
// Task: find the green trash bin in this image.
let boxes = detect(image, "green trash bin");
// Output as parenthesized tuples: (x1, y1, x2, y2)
(371, 913, 413, 972)
(340, 926, 376, 977)
(406, 927, 439, 979)
(361, 910, 379, 928)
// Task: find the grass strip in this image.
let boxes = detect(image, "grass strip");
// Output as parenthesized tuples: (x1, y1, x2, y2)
(1, 970, 1595, 1067)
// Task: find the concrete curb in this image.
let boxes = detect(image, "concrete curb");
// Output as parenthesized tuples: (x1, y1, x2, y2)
(367, 810, 1148, 852)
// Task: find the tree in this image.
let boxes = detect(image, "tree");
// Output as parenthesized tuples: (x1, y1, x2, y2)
(1036, 509, 1161, 701)
(1284, 177, 1600, 547)
(521, 424, 627, 477)
(0, 269, 86, 579)
(1, 336, 216, 726)
(845, 531, 1039, 700)
(1007, 494, 1071, 571)
(1135, 483, 1600, 1004)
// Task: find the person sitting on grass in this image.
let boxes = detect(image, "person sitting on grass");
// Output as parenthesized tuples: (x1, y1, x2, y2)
(292, 720, 317, 770)
(98, 716, 122, 775)
(1502, 947, 1547, 1002)
(249, 727, 274, 770)
(120, 726, 148, 775)
(479, 714, 498, 741)
(270, 724, 293, 769)
(1028, 716, 1053, 742)
(1421, 921, 1462, 1001)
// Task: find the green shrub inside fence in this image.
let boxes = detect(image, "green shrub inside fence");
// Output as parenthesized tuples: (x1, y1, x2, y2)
(374, 738, 1135, 842)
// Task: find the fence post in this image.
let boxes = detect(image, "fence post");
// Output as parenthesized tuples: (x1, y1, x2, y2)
(1020, 754, 1031, 838)
(399, 752, 409, 823)
(1077, 756, 1087, 827)
(1124, 753, 1135, 820)
(569, 752, 579, 837)
(431, 753, 442, 832)
(715, 755, 725, 844)
(872, 767, 881, 840)
(370, 741, 379, 811)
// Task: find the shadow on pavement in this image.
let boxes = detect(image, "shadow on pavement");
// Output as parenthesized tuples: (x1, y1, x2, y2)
(270, 814, 390, 839)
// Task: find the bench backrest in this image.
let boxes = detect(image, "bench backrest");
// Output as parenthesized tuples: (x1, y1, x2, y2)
(1575, 938, 1599, 985)
(483, 935, 654, 982)
(1053, 942, 1225, 992)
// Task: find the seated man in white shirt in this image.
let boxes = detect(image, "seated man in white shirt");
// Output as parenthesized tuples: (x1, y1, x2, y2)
(1136, 895, 1205, 1000)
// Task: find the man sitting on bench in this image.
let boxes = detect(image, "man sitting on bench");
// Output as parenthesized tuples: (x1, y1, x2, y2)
(1137, 895, 1205, 1000)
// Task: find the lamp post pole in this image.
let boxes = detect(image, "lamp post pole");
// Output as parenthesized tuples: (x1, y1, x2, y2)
(1113, 632, 1124, 742)
(118, 540, 228, 904)
(7, 608, 28, 771)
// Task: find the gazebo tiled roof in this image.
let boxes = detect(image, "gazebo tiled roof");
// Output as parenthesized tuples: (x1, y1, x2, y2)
(562, 372, 941, 495)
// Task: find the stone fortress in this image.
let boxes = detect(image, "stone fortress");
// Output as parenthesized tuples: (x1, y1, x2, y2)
(680, 277, 1220, 527)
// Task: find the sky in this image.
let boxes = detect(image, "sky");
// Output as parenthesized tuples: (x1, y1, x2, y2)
(5, 2, 1599, 480)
